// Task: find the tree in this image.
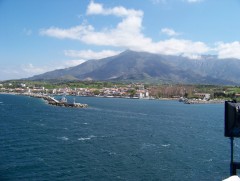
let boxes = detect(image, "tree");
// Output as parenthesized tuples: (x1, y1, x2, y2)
(127, 89, 136, 97)
(93, 90, 100, 95)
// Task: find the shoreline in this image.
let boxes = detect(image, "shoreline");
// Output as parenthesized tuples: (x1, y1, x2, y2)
(0, 91, 226, 104)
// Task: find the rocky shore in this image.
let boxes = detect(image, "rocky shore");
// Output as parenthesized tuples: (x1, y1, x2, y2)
(182, 98, 224, 104)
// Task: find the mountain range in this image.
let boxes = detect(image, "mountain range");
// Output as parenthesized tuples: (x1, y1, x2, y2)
(28, 50, 240, 85)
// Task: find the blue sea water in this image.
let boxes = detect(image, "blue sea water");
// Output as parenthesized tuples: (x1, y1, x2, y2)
(0, 94, 235, 180)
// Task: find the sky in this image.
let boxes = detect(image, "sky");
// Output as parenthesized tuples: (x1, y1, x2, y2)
(1, 0, 240, 80)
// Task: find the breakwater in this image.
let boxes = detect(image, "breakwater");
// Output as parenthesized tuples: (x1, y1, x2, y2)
(26, 93, 88, 108)
(184, 99, 224, 104)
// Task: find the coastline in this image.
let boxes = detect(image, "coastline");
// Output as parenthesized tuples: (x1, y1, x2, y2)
(0, 92, 18, 95)
(0, 91, 226, 104)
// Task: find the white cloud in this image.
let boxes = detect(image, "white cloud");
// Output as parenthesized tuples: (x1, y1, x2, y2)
(0, 64, 52, 80)
(40, 25, 95, 40)
(40, 1, 211, 57)
(161, 28, 180, 36)
(21, 60, 86, 74)
(87, 1, 143, 17)
(63, 59, 86, 67)
(64, 49, 121, 60)
(216, 41, 240, 59)
(87, 1, 104, 15)
(149, 38, 209, 55)
(1, 67, 24, 79)
(1, 60, 86, 80)
(21, 63, 49, 74)
(182, 53, 202, 60)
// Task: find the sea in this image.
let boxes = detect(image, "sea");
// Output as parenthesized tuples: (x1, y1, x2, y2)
(0, 94, 237, 180)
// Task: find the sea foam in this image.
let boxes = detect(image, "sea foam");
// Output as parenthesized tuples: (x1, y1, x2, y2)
(161, 144, 170, 147)
(78, 135, 95, 141)
(58, 136, 69, 141)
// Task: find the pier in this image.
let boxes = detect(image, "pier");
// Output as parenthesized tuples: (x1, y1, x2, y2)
(26, 93, 88, 108)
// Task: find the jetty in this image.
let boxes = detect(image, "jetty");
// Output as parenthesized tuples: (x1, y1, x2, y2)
(182, 98, 224, 104)
(26, 93, 88, 108)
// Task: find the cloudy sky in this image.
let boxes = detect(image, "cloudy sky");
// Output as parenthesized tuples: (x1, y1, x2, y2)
(1, 0, 240, 80)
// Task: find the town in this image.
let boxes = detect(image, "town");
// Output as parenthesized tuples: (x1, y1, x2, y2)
(0, 81, 150, 99)
(1, 80, 240, 103)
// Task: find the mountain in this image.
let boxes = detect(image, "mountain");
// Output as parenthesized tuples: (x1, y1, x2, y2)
(28, 50, 240, 85)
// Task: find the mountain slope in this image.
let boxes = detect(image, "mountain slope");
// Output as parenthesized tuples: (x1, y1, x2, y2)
(167, 56, 240, 84)
(27, 50, 240, 85)
(28, 56, 115, 80)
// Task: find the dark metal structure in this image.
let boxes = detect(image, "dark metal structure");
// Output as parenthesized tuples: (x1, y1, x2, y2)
(225, 101, 240, 175)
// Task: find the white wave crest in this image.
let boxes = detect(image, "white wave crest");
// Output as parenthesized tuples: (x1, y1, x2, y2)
(204, 158, 213, 162)
(161, 144, 170, 147)
(101, 149, 117, 155)
(58, 136, 69, 141)
(78, 135, 95, 141)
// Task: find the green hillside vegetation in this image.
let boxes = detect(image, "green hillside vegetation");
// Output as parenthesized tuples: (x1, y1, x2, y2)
(1, 80, 123, 89)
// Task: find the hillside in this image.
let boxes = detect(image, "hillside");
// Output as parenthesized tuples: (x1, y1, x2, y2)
(28, 50, 239, 85)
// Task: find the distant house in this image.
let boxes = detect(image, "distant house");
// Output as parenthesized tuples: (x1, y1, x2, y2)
(194, 93, 210, 100)
(52, 89, 57, 94)
(20, 83, 26, 87)
(14, 88, 25, 93)
(137, 90, 149, 99)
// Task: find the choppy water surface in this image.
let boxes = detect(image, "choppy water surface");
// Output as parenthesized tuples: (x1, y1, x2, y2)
(0, 94, 233, 180)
